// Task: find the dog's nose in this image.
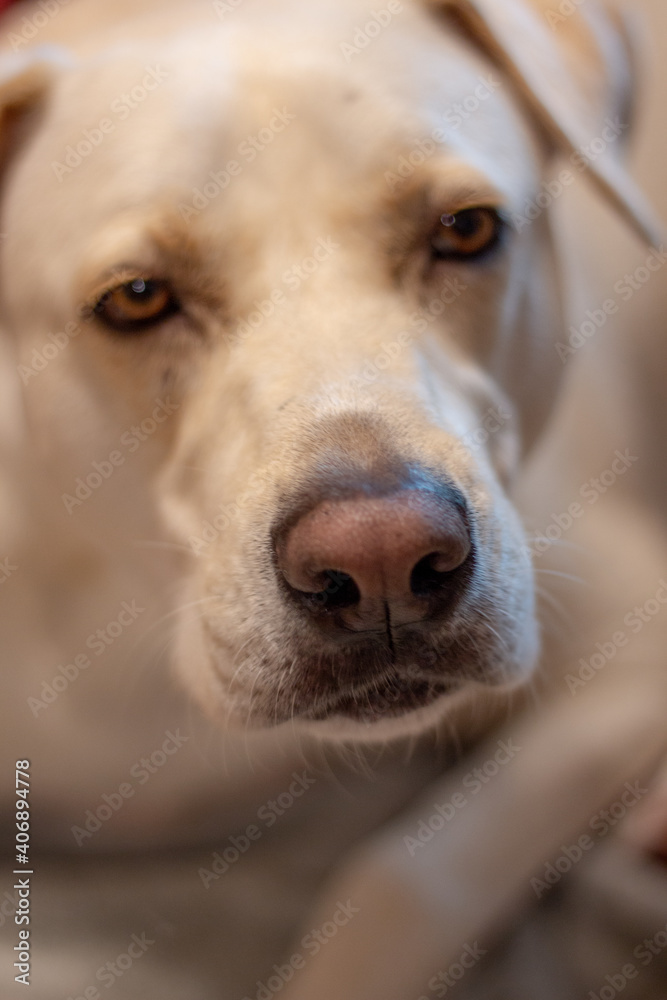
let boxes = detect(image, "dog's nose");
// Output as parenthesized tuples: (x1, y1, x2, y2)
(276, 487, 471, 633)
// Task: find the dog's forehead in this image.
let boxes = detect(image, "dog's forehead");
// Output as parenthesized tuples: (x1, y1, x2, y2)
(48, 2, 534, 176)
(6, 5, 540, 288)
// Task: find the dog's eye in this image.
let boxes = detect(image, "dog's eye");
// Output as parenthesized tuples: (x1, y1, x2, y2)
(93, 279, 179, 332)
(430, 208, 504, 261)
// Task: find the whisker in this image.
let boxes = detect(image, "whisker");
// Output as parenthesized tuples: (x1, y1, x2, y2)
(131, 595, 222, 651)
(533, 568, 588, 586)
(131, 538, 193, 555)
(535, 584, 573, 626)
(526, 537, 589, 555)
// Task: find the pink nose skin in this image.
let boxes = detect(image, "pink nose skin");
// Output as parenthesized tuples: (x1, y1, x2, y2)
(277, 488, 471, 632)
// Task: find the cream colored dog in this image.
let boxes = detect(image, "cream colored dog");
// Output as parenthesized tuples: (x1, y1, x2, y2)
(3, 1, 667, 997)
(0, 0, 656, 747)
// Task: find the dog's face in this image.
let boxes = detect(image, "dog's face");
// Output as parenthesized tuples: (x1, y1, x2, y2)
(1, 0, 638, 738)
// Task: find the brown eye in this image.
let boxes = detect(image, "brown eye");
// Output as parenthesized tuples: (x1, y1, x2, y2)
(430, 208, 505, 261)
(93, 278, 179, 332)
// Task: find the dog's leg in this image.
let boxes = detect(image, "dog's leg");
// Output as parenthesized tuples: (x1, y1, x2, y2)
(277, 673, 667, 1000)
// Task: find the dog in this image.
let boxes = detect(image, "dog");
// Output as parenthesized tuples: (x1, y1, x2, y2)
(1, 0, 666, 996)
(1, 0, 657, 736)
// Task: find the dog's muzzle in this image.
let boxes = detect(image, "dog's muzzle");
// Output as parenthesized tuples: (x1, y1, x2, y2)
(194, 447, 533, 730)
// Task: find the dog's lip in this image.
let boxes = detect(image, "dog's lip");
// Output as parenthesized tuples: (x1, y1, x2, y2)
(296, 671, 460, 723)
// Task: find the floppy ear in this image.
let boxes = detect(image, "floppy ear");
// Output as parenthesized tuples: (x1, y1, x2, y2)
(0, 48, 66, 167)
(426, 0, 663, 247)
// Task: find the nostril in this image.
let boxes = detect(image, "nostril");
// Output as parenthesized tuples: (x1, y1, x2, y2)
(410, 551, 467, 598)
(290, 570, 361, 613)
(320, 571, 360, 610)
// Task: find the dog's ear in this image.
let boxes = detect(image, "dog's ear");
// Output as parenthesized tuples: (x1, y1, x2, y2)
(0, 48, 67, 167)
(426, 0, 662, 247)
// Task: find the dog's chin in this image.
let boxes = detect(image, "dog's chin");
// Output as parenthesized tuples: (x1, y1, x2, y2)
(227, 676, 527, 744)
(292, 683, 492, 743)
